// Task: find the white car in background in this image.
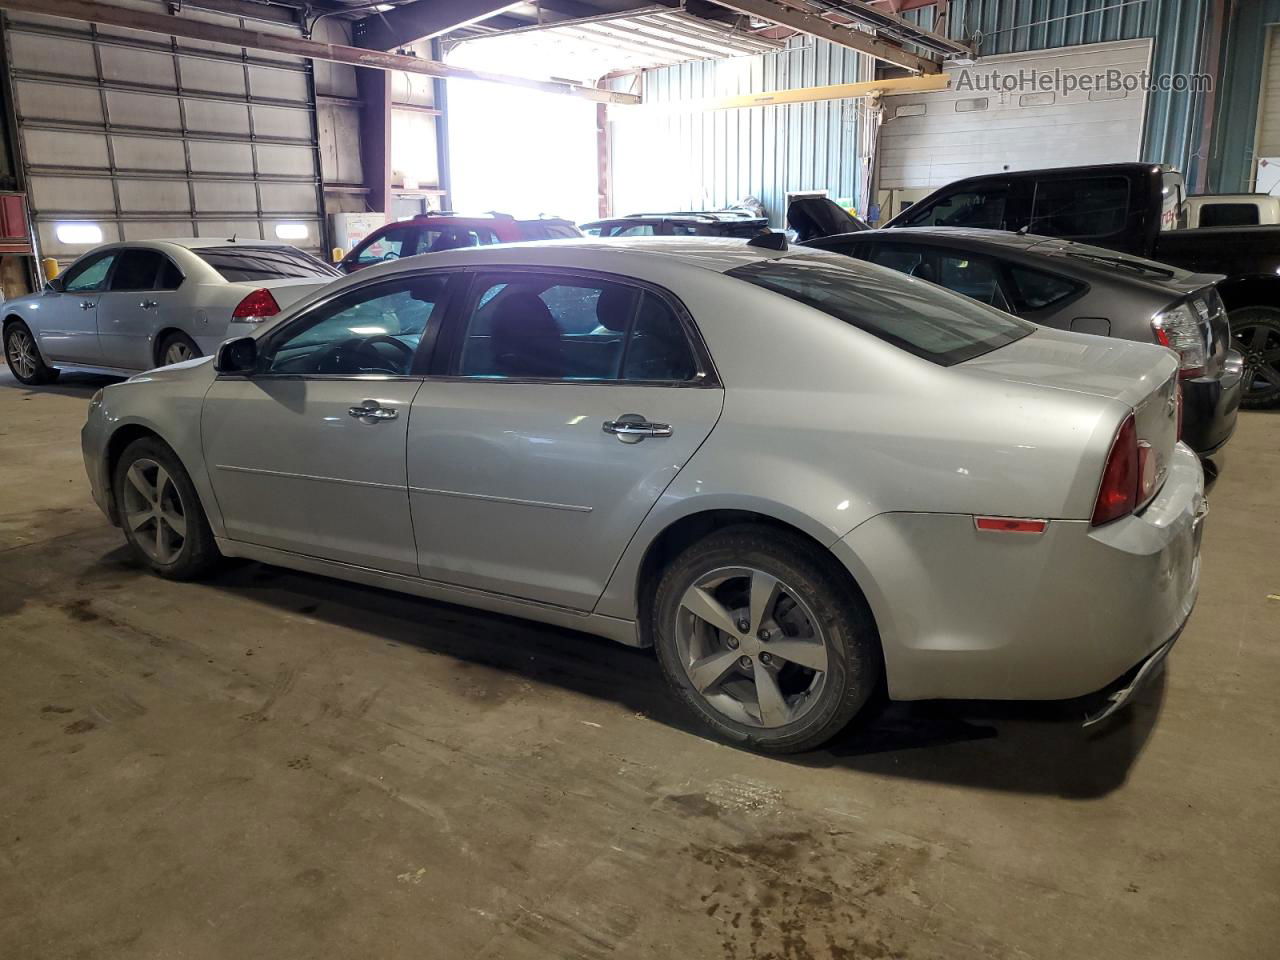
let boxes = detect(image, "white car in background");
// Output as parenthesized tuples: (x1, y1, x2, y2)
(3, 238, 338, 385)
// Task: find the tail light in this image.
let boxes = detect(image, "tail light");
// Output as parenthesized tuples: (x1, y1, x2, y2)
(232, 288, 281, 323)
(1175, 382, 1184, 440)
(1091, 414, 1138, 526)
(1151, 301, 1206, 378)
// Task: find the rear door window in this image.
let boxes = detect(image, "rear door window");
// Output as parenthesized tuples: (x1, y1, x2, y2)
(1004, 265, 1084, 311)
(107, 249, 164, 291)
(455, 275, 697, 382)
(196, 246, 338, 281)
(933, 253, 1012, 312)
(728, 253, 1032, 365)
(1030, 176, 1129, 238)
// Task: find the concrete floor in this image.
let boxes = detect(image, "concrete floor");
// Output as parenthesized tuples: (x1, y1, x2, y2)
(0, 367, 1276, 960)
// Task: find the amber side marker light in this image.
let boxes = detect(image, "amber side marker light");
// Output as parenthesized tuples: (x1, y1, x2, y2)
(974, 517, 1048, 534)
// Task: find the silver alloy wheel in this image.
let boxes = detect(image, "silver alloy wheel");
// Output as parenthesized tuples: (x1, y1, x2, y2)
(164, 340, 195, 365)
(121, 457, 187, 564)
(675, 565, 830, 728)
(6, 327, 37, 380)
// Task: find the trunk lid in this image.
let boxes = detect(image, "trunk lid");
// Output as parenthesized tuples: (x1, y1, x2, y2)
(230, 277, 330, 310)
(787, 197, 869, 242)
(961, 327, 1182, 496)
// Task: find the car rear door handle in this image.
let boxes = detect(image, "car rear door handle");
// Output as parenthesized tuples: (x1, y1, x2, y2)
(348, 400, 398, 423)
(603, 415, 672, 441)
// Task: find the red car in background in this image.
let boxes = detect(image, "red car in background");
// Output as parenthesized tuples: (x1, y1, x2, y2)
(338, 212, 581, 273)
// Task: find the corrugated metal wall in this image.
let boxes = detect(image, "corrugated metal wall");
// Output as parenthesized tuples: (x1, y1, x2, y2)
(901, 0, 1216, 185)
(610, 38, 872, 226)
(1209, 0, 1280, 191)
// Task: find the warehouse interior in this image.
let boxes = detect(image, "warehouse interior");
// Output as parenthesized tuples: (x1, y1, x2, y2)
(1, 1, 1279, 958)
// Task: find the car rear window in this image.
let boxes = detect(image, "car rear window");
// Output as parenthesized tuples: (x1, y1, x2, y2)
(1198, 203, 1260, 227)
(727, 253, 1033, 366)
(194, 246, 338, 282)
(518, 222, 581, 240)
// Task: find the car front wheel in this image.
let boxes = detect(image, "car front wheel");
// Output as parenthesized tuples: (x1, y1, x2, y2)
(4, 321, 59, 385)
(113, 437, 219, 579)
(652, 526, 881, 753)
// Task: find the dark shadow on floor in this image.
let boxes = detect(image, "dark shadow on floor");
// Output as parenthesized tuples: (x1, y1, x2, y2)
(159, 555, 1164, 800)
(0, 371, 121, 400)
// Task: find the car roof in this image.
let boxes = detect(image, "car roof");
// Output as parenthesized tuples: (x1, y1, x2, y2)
(587, 214, 765, 225)
(830, 226, 1055, 251)
(811, 227, 1202, 288)
(141, 237, 301, 250)
(927, 163, 1174, 190)
(335, 235, 807, 280)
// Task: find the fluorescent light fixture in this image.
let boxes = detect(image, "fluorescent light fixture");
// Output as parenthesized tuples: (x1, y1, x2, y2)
(274, 222, 309, 240)
(56, 222, 103, 245)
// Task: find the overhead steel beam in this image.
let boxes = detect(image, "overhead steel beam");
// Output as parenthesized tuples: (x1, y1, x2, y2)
(712, 0, 941, 73)
(0, 0, 641, 104)
(626, 72, 949, 111)
(353, 0, 522, 51)
(815, 0, 971, 56)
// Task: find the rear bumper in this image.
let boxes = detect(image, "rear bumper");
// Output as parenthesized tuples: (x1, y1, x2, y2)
(834, 442, 1206, 702)
(1082, 615, 1186, 726)
(1181, 351, 1244, 455)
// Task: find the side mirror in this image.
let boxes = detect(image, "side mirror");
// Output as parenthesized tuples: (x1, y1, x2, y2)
(45, 276, 65, 293)
(215, 336, 258, 374)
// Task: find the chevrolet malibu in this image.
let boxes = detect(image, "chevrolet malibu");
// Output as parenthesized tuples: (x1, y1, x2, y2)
(81, 237, 1206, 753)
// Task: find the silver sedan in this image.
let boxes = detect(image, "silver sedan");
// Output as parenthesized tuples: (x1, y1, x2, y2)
(80, 237, 1206, 752)
(4, 238, 337, 384)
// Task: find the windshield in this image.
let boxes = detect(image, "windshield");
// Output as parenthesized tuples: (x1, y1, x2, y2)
(195, 246, 339, 282)
(727, 253, 1033, 365)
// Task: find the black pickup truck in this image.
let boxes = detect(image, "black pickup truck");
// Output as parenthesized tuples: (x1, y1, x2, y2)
(882, 163, 1280, 408)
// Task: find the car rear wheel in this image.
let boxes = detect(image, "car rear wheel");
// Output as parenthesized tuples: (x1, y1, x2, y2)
(113, 437, 219, 580)
(4, 321, 59, 385)
(652, 525, 880, 753)
(158, 331, 200, 367)
(1230, 307, 1280, 409)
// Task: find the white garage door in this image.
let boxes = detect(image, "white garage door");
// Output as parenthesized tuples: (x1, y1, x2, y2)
(1254, 25, 1280, 174)
(4, 3, 325, 261)
(879, 39, 1153, 193)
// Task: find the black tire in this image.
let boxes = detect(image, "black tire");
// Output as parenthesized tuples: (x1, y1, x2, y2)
(651, 525, 881, 754)
(112, 436, 219, 580)
(156, 331, 201, 368)
(1230, 306, 1280, 409)
(4, 320, 60, 385)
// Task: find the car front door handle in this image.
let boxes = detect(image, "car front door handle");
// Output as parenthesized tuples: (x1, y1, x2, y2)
(602, 415, 672, 442)
(348, 400, 398, 423)
(139, 300, 158, 309)
(79, 301, 94, 310)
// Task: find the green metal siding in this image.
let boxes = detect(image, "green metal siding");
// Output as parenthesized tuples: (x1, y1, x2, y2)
(1208, 0, 1280, 191)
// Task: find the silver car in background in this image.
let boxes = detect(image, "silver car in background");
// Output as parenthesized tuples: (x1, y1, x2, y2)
(81, 238, 1206, 753)
(3, 238, 338, 385)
